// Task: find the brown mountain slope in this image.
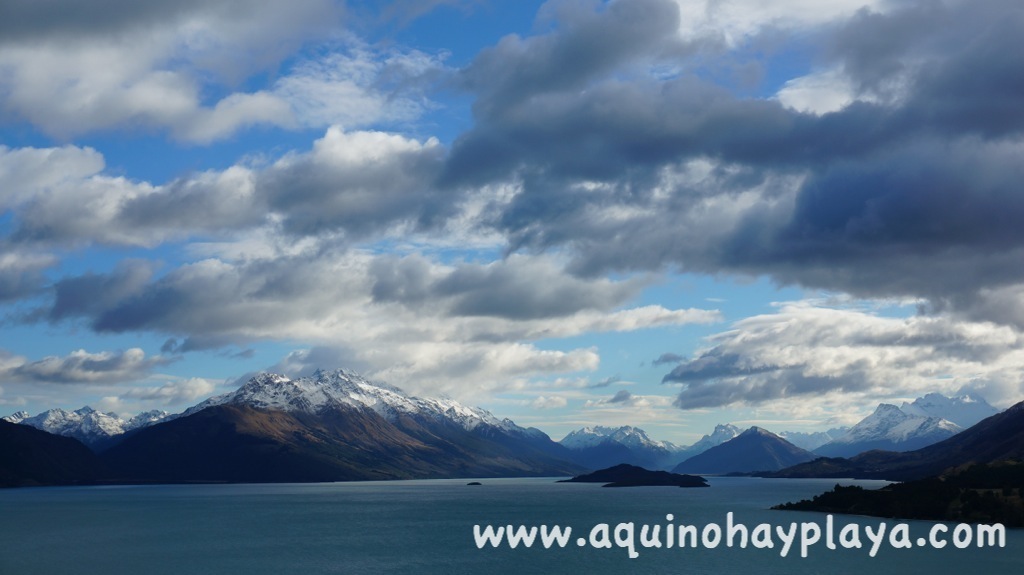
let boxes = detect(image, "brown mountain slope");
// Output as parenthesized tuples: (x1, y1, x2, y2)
(101, 404, 582, 483)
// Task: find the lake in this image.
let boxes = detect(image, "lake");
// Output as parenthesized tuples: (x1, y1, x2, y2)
(0, 477, 1020, 574)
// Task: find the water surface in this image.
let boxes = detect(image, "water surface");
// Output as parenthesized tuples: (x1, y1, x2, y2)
(1, 477, 1020, 574)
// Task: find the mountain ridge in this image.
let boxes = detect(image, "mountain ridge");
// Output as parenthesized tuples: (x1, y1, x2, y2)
(768, 400, 1024, 481)
(673, 426, 816, 474)
(98, 369, 583, 483)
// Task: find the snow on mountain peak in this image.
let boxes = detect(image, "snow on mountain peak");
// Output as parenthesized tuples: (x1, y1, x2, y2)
(3, 411, 30, 424)
(899, 392, 999, 428)
(559, 425, 680, 452)
(191, 368, 522, 434)
(828, 401, 962, 446)
(3, 405, 171, 447)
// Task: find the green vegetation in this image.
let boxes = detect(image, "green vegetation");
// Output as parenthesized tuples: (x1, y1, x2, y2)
(773, 461, 1024, 527)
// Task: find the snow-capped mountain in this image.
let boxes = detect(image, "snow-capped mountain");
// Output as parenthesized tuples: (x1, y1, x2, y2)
(559, 425, 684, 470)
(98, 368, 582, 482)
(675, 423, 741, 461)
(814, 403, 962, 458)
(899, 392, 999, 429)
(560, 425, 682, 452)
(188, 369, 527, 435)
(777, 428, 848, 451)
(771, 400, 1024, 481)
(2, 407, 171, 450)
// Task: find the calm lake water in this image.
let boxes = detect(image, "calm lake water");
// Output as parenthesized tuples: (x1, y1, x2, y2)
(1, 477, 1020, 574)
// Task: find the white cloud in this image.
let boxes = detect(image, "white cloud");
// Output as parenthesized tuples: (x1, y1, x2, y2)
(1, 348, 174, 384)
(666, 300, 1024, 412)
(94, 377, 219, 414)
(0, 1, 453, 142)
(530, 395, 568, 409)
(0, 127, 445, 248)
(672, 0, 887, 45)
(274, 45, 447, 129)
(775, 69, 858, 114)
(0, 145, 105, 207)
(0, 36, 297, 142)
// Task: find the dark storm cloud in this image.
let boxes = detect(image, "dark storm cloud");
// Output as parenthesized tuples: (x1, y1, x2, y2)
(49, 260, 155, 323)
(458, 0, 684, 116)
(0, 0, 208, 42)
(0, 0, 342, 45)
(829, 0, 1024, 137)
(440, 0, 1024, 318)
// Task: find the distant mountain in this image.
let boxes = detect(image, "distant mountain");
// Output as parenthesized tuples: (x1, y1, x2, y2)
(557, 463, 708, 488)
(101, 369, 583, 483)
(559, 426, 684, 470)
(0, 420, 109, 487)
(672, 427, 816, 474)
(674, 423, 741, 462)
(769, 400, 1024, 481)
(814, 403, 961, 458)
(899, 392, 999, 428)
(776, 428, 847, 451)
(2, 407, 170, 451)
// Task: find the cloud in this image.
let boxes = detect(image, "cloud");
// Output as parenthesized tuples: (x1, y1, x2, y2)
(530, 395, 568, 409)
(0, 1, 447, 142)
(35, 242, 718, 397)
(664, 301, 1024, 410)
(274, 43, 448, 130)
(1, 127, 449, 249)
(0, 248, 54, 302)
(652, 352, 684, 366)
(585, 386, 671, 409)
(369, 254, 645, 319)
(670, 0, 888, 46)
(1, 348, 174, 384)
(259, 127, 450, 238)
(607, 389, 633, 404)
(589, 375, 621, 388)
(117, 377, 217, 404)
(434, 0, 1024, 330)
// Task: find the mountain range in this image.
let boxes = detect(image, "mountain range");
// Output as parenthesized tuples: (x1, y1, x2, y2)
(2, 372, 1017, 487)
(3, 407, 170, 450)
(556, 423, 742, 471)
(813, 393, 998, 458)
(768, 400, 1024, 481)
(5, 369, 582, 485)
(776, 428, 847, 451)
(672, 426, 817, 474)
(558, 425, 685, 470)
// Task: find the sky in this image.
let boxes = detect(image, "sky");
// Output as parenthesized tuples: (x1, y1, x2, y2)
(2, 0, 1024, 445)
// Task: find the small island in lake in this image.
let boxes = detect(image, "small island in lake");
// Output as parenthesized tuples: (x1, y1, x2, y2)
(558, 463, 709, 488)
